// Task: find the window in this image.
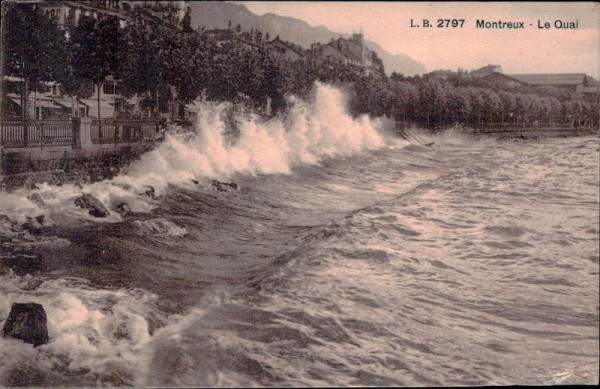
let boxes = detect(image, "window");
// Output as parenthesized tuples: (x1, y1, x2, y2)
(103, 82, 116, 95)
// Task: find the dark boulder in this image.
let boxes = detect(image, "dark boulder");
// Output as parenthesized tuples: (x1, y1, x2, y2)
(35, 215, 45, 225)
(21, 215, 45, 234)
(142, 185, 155, 199)
(211, 180, 239, 192)
(28, 193, 45, 208)
(114, 202, 131, 216)
(74, 193, 110, 218)
(3, 302, 49, 347)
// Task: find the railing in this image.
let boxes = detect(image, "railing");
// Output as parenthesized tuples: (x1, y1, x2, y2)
(1, 118, 160, 148)
(0, 119, 74, 148)
(91, 119, 119, 144)
(90, 119, 159, 144)
(119, 119, 160, 142)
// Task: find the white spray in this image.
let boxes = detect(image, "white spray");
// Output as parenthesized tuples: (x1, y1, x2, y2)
(0, 82, 385, 224)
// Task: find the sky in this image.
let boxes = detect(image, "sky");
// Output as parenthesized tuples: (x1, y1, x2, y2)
(238, 1, 600, 77)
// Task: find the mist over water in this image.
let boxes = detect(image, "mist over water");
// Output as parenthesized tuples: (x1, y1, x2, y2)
(0, 83, 598, 387)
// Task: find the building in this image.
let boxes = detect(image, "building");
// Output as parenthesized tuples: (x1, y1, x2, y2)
(307, 32, 385, 75)
(202, 28, 241, 47)
(581, 75, 600, 95)
(40, 0, 188, 30)
(470, 64, 502, 78)
(479, 72, 528, 88)
(507, 73, 590, 93)
(428, 69, 456, 80)
(7, 0, 190, 120)
(265, 36, 305, 61)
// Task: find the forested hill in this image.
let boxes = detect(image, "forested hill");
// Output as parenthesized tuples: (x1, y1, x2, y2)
(188, 1, 427, 76)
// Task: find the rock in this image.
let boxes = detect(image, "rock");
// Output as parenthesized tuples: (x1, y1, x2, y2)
(3, 302, 49, 347)
(211, 180, 240, 192)
(35, 215, 45, 225)
(21, 216, 45, 234)
(28, 193, 45, 208)
(74, 193, 110, 218)
(142, 185, 155, 199)
(114, 202, 131, 216)
(2, 254, 47, 276)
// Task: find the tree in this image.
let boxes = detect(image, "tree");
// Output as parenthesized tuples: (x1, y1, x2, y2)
(3, 3, 67, 118)
(71, 15, 122, 119)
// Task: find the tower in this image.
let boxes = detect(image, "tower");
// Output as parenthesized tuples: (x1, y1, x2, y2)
(352, 28, 366, 60)
(177, 0, 187, 22)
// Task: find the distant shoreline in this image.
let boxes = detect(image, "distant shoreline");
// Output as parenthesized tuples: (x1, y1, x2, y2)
(396, 124, 599, 141)
(456, 126, 599, 140)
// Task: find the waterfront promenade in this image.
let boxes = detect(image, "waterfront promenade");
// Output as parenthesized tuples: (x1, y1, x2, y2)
(0, 117, 161, 188)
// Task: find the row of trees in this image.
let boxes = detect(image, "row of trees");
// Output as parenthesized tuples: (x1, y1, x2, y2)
(3, 2, 597, 128)
(351, 76, 592, 126)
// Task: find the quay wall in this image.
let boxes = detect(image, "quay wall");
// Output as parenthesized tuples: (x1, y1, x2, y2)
(0, 118, 159, 191)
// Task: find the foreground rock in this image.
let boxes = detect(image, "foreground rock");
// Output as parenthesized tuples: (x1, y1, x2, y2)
(28, 193, 45, 208)
(75, 193, 110, 218)
(3, 303, 49, 347)
(211, 180, 240, 192)
(114, 202, 132, 216)
(142, 185, 156, 199)
(21, 215, 46, 234)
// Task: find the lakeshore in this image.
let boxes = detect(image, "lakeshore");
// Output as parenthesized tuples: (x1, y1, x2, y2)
(1, 118, 597, 191)
(0, 2, 598, 387)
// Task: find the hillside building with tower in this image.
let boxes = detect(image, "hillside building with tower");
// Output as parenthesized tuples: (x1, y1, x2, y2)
(307, 32, 385, 75)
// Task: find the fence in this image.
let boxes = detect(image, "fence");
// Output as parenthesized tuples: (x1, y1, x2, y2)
(0, 119, 74, 148)
(90, 119, 159, 145)
(1, 118, 160, 148)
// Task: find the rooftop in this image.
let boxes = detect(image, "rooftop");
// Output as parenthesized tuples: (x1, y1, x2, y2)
(508, 73, 587, 85)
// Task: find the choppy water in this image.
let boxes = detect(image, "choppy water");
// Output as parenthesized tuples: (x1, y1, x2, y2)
(0, 84, 598, 387)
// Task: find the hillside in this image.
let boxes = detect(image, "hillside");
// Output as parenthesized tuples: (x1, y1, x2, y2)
(188, 1, 426, 76)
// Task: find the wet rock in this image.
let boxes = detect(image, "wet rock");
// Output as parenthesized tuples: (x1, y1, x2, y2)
(20, 237, 71, 251)
(21, 215, 45, 234)
(75, 193, 110, 218)
(4, 364, 47, 387)
(211, 180, 239, 192)
(28, 193, 45, 208)
(2, 254, 47, 276)
(114, 202, 131, 216)
(35, 215, 45, 226)
(143, 185, 155, 199)
(3, 302, 49, 347)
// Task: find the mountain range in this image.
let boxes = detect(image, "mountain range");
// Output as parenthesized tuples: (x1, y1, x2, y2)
(188, 1, 426, 76)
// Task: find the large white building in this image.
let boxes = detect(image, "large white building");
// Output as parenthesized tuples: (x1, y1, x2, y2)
(41, 1, 188, 30)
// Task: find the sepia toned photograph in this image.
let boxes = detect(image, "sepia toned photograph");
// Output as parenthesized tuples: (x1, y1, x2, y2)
(0, 1, 598, 387)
